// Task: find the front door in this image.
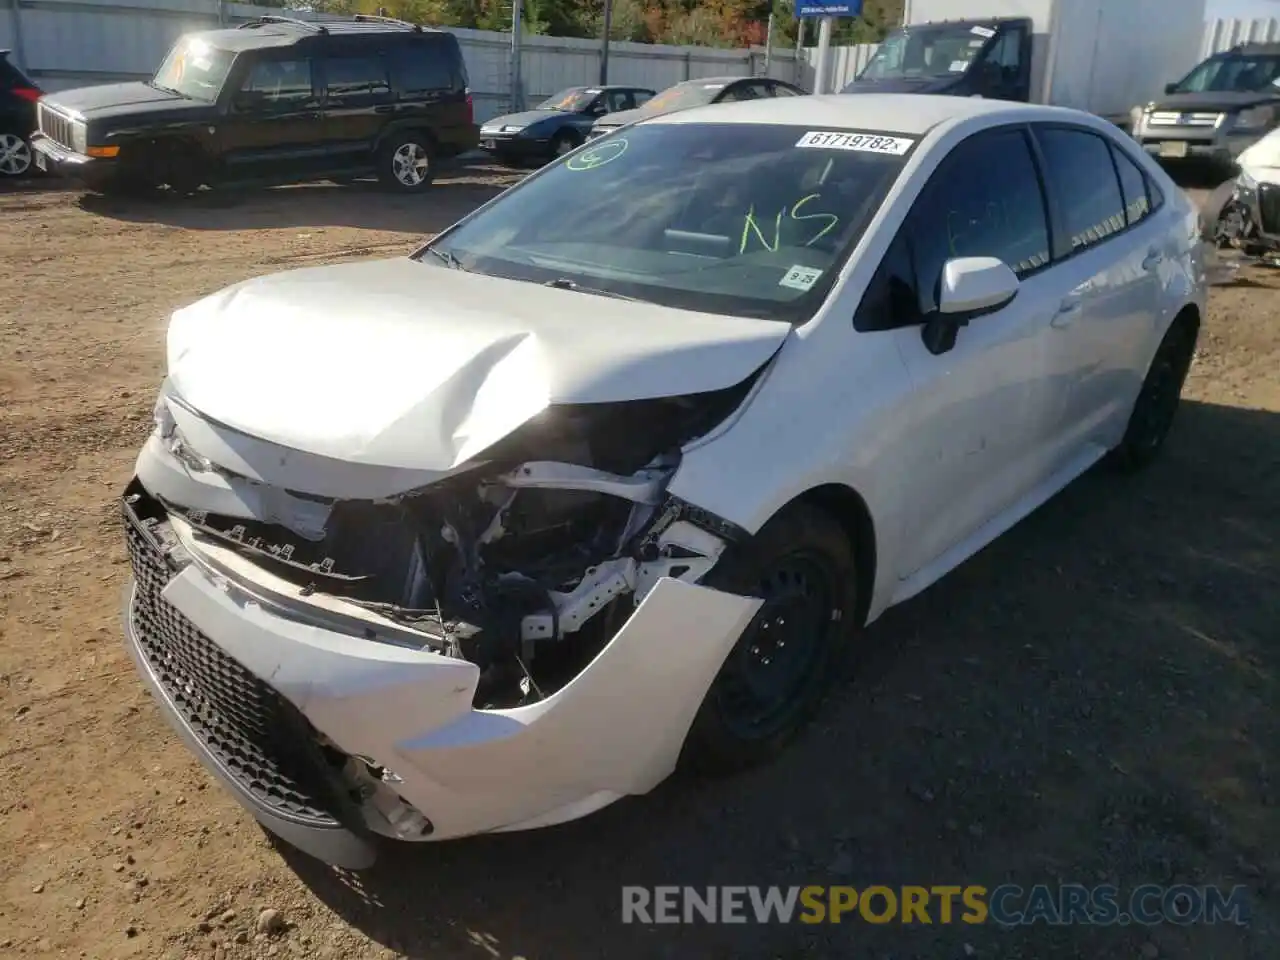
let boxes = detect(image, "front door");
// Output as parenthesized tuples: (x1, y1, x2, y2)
(884, 126, 1064, 577)
(974, 23, 1031, 102)
(219, 54, 326, 181)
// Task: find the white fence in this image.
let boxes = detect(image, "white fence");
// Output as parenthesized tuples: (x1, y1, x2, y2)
(0, 0, 879, 122)
(1202, 15, 1280, 56)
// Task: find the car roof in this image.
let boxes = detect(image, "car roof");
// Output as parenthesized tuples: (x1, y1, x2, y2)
(646, 93, 1061, 136)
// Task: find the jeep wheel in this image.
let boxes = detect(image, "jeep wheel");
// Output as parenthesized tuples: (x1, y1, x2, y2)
(378, 134, 434, 192)
(0, 132, 32, 177)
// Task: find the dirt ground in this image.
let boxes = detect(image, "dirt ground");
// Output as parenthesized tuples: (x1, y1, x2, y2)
(0, 166, 1276, 960)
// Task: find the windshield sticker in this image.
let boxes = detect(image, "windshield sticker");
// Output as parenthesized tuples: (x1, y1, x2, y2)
(779, 265, 823, 291)
(565, 137, 628, 170)
(949, 60, 969, 72)
(191, 56, 212, 71)
(968, 39, 985, 47)
(795, 131, 915, 155)
(971, 25, 995, 37)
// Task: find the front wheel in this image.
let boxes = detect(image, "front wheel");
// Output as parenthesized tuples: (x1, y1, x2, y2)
(549, 130, 581, 160)
(0, 132, 33, 178)
(377, 134, 435, 192)
(680, 503, 859, 775)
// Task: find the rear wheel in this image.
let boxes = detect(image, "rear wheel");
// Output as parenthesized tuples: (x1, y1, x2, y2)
(0, 132, 32, 177)
(1110, 315, 1198, 472)
(680, 503, 859, 774)
(378, 134, 434, 192)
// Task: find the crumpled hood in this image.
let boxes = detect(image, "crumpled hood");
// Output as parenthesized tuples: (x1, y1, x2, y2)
(165, 258, 789, 472)
(841, 76, 961, 95)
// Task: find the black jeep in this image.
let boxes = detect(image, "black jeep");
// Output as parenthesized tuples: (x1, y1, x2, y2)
(29, 15, 477, 194)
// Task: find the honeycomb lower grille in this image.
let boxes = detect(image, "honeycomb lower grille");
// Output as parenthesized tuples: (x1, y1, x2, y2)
(1258, 183, 1280, 236)
(123, 493, 350, 828)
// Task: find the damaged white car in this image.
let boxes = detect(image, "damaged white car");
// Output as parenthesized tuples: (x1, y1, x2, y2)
(121, 95, 1205, 869)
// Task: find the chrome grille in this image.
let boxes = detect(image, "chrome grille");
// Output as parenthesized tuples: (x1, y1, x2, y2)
(1148, 111, 1222, 127)
(1258, 183, 1280, 235)
(37, 102, 76, 149)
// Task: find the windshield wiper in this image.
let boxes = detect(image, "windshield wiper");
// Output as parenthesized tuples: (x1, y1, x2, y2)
(543, 277, 642, 301)
(150, 82, 186, 98)
(422, 246, 468, 271)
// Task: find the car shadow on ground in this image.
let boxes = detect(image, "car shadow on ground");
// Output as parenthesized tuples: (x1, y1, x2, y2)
(275, 399, 1277, 960)
(71, 161, 526, 235)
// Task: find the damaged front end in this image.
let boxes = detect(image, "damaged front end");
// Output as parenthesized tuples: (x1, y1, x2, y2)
(121, 371, 766, 865)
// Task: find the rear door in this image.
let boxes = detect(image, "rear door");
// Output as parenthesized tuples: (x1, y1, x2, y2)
(1029, 123, 1170, 462)
(219, 52, 326, 180)
(319, 45, 393, 169)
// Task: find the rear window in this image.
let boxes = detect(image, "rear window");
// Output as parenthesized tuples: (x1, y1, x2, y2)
(388, 35, 465, 95)
(424, 123, 915, 323)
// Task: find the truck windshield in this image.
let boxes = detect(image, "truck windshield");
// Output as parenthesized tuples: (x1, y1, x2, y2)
(1170, 55, 1280, 93)
(419, 122, 912, 324)
(859, 23, 993, 81)
(152, 36, 236, 102)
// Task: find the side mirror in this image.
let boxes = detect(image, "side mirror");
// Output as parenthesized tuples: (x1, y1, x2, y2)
(922, 256, 1019, 355)
(939, 256, 1018, 315)
(1164, 82, 1178, 95)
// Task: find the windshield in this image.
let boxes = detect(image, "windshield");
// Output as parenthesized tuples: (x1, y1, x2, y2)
(1170, 55, 1280, 93)
(420, 123, 913, 323)
(152, 36, 236, 101)
(858, 23, 992, 81)
(536, 87, 599, 111)
(640, 80, 727, 114)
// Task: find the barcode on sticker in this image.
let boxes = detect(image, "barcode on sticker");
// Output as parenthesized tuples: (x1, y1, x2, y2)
(795, 131, 914, 155)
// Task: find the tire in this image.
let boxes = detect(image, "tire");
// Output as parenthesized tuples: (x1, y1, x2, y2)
(1109, 314, 1198, 472)
(377, 133, 435, 192)
(163, 144, 207, 197)
(680, 502, 859, 775)
(0, 131, 33, 178)
(549, 130, 580, 160)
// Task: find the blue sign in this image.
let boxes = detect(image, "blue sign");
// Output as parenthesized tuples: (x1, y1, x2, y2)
(795, 0, 862, 16)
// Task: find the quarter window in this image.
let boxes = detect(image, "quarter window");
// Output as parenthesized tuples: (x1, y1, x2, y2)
(907, 127, 1051, 314)
(1110, 144, 1153, 225)
(389, 40, 455, 95)
(1034, 127, 1128, 252)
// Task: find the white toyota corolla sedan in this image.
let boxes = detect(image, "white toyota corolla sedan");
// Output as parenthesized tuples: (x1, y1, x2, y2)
(121, 94, 1206, 868)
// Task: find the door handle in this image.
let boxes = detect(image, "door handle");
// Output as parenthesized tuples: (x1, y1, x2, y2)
(1142, 249, 1164, 271)
(1050, 295, 1082, 328)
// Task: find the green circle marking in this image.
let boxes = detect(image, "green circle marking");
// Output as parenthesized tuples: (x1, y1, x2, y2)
(566, 137, 628, 171)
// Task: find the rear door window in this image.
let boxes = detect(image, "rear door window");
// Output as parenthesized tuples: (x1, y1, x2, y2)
(1110, 143, 1154, 226)
(1033, 126, 1128, 254)
(323, 55, 391, 105)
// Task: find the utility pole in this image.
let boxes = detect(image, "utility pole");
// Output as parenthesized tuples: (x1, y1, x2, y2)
(599, 0, 614, 84)
(511, 0, 524, 112)
(813, 16, 833, 94)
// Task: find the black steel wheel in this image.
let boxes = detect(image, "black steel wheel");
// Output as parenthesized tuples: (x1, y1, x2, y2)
(1110, 315, 1198, 472)
(681, 502, 858, 774)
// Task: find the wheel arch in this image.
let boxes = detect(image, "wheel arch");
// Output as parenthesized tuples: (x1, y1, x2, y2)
(375, 122, 438, 153)
(785, 483, 878, 629)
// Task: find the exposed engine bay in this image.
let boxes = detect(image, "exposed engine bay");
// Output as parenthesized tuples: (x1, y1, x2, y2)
(148, 376, 758, 709)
